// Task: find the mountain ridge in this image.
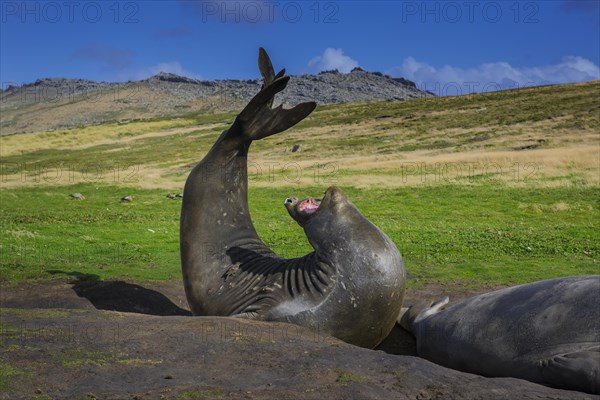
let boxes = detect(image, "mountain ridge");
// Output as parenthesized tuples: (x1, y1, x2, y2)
(0, 69, 433, 136)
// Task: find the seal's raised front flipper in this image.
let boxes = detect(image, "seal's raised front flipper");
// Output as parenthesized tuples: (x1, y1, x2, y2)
(540, 347, 600, 394)
(229, 49, 316, 142)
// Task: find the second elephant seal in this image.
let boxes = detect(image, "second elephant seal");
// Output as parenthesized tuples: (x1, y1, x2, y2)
(400, 275, 600, 394)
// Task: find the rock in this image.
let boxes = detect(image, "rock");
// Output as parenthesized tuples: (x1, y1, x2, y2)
(175, 193, 183, 198)
(166, 193, 176, 199)
(0, 305, 590, 399)
(121, 195, 133, 203)
(148, 72, 199, 84)
(69, 193, 85, 200)
(318, 69, 341, 75)
(2, 280, 596, 399)
(291, 144, 302, 153)
(392, 77, 417, 89)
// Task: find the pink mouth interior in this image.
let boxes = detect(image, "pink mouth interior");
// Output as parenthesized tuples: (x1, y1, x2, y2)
(299, 199, 320, 214)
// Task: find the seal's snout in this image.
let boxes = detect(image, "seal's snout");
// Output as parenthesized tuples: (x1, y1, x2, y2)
(322, 186, 347, 206)
(285, 197, 298, 206)
(325, 186, 344, 197)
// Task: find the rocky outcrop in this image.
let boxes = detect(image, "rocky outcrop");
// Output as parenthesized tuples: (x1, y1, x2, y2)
(0, 70, 433, 135)
(0, 280, 595, 399)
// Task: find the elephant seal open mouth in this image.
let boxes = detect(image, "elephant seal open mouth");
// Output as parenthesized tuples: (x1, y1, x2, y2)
(285, 193, 323, 225)
(180, 48, 406, 348)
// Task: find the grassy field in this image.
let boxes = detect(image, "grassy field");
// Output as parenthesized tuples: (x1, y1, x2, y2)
(1, 81, 599, 287)
(1, 183, 598, 287)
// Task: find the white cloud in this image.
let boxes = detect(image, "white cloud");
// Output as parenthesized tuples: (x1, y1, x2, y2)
(308, 48, 359, 73)
(387, 56, 600, 96)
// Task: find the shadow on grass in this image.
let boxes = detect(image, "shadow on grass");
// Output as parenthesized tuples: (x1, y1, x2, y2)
(48, 271, 191, 316)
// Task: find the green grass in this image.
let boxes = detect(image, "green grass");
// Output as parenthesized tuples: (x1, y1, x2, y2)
(3, 81, 598, 176)
(335, 368, 369, 383)
(0, 362, 28, 392)
(1, 183, 598, 286)
(1, 81, 598, 288)
(0, 185, 182, 282)
(57, 350, 120, 367)
(0, 307, 75, 318)
(297, 81, 600, 130)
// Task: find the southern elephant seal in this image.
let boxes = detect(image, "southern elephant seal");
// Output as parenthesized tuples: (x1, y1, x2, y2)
(180, 48, 406, 348)
(400, 275, 600, 393)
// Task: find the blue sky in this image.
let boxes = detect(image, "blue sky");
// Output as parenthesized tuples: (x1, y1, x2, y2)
(1, 0, 599, 95)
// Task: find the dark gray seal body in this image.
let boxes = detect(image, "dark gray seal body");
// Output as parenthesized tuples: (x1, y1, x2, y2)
(180, 48, 406, 348)
(400, 276, 600, 393)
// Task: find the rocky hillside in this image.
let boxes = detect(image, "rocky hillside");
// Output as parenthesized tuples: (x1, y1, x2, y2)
(0, 69, 433, 135)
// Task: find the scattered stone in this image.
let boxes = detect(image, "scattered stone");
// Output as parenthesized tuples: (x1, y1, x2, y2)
(514, 144, 539, 151)
(148, 72, 199, 84)
(291, 144, 302, 153)
(175, 193, 183, 198)
(69, 193, 85, 200)
(166, 193, 176, 199)
(121, 195, 134, 203)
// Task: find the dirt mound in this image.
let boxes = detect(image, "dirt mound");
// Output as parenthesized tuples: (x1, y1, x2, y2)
(0, 280, 594, 399)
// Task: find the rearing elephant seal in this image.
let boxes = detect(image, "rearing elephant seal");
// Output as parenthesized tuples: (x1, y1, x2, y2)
(400, 275, 600, 393)
(180, 48, 406, 348)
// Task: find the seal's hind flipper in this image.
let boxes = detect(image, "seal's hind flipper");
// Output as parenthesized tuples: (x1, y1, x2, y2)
(227, 48, 316, 141)
(540, 348, 600, 394)
(428, 296, 449, 313)
(232, 73, 316, 141)
(397, 305, 421, 333)
(258, 47, 276, 85)
(258, 48, 286, 109)
(274, 68, 286, 80)
(258, 49, 286, 83)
